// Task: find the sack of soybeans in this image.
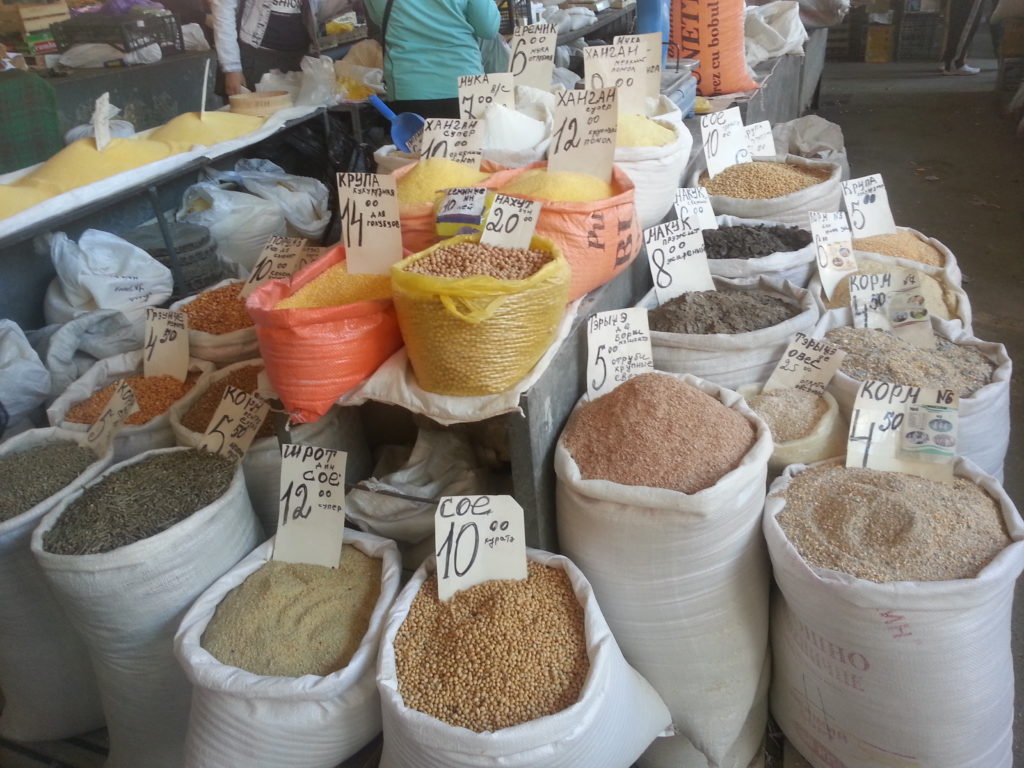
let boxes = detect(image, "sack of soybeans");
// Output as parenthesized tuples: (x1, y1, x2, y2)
(851, 225, 962, 287)
(169, 279, 259, 364)
(687, 155, 842, 228)
(390, 233, 571, 396)
(555, 372, 773, 768)
(705, 215, 816, 288)
(174, 530, 402, 768)
(812, 309, 1011, 481)
(614, 115, 692, 229)
(764, 457, 1024, 768)
(377, 548, 673, 768)
(639, 275, 820, 390)
(31, 447, 263, 768)
(46, 350, 216, 463)
(0, 428, 111, 742)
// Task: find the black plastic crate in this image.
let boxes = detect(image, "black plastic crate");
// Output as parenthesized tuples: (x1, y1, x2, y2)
(896, 12, 944, 60)
(51, 12, 183, 53)
(495, 0, 531, 35)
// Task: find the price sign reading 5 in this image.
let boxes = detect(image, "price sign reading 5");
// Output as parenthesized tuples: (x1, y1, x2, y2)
(586, 308, 654, 399)
(198, 385, 270, 463)
(841, 174, 897, 238)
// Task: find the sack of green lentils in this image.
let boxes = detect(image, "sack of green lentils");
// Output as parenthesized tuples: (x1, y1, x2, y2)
(0, 427, 110, 742)
(168, 358, 372, 534)
(811, 309, 1011, 481)
(554, 371, 774, 768)
(705, 215, 816, 288)
(169, 278, 259, 364)
(30, 446, 263, 768)
(377, 548, 673, 768)
(764, 457, 1024, 768)
(46, 349, 216, 463)
(174, 530, 401, 768)
(638, 275, 820, 390)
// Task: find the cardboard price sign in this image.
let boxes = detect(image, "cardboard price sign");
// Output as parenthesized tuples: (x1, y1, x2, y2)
(508, 23, 557, 90)
(586, 308, 654, 399)
(434, 495, 528, 601)
(436, 186, 489, 234)
(85, 380, 139, 453)
(841, 174, 897, 239)
(415, 118, 483, 168)
(480, 194, 542, 250)
(198, 385, 270, 463)
(273, 443, 349, 568)
(336, 172, 404, 275)
(700, 107, 751, 179)
(548, 88, 618, 183)
(745, 120, 775, 157)
(143, 308, 189, 382)
(583, 42, 647, 115)
(239, 236, 311, 298)
(614, 32, 662, 100)
(673, 187, 718, 231)
(92, 92, 112, 151)
(644, 219, 715, 302)
(458, 73, 515, 120)
(900, 395, 958, 476)
(849, 271, 937, 349)
(763, 332, 847, 396)
(809, 210, 856, 301)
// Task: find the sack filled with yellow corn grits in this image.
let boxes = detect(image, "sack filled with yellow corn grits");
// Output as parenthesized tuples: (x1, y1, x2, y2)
(0, 182, 58, 218)
(149, 111, 266, 147)
(614, 114, 692, 229)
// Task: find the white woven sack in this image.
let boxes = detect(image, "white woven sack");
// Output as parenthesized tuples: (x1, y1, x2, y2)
(0, 428, 110, 742)
(811, 310, 1011, 481)
(175, 530, 401, 768)
(687, 155, 842, 228)
(377, 549, 673, 768)
(764, 457, 1024, 768)
(639, 275, 820, 390)
(168, 358, 371, 534)
(169, 279, 258, 364)
(614, 119, 692, 229)
(30, 447, 262, 768)
(555, 373, 773, 768)
(373, 145, 419, 174)
(852, 225, 962, 287)
(707, 215, 816, 287)
(46, 350, 215, 464)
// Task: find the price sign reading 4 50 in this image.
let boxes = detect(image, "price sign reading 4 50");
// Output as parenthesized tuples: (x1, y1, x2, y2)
(434, 495, 528, 601)
(143, 308, 189, 382)
(273, 443, 349, 568)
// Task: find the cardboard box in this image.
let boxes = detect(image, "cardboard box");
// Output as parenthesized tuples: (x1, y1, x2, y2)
(1000, 18, 1024, 58)
(0, 2, 70, 35)
(865, 24, 894, 62)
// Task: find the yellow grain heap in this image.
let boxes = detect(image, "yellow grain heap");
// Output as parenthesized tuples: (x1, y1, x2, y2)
(149, 111, 266, 146)
(0, 183, 55, 218)
(616, 114, 675, 147)
(275, 260, 392, 309)
(853, 230, 944, 268)
(498, 169, 613, 203)
(397, 158, 489, 205)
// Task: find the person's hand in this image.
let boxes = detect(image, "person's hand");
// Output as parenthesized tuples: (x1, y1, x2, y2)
(224, 71, 246, 95)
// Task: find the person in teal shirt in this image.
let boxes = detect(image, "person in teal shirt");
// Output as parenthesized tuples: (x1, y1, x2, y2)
(365, 0, 501, 118)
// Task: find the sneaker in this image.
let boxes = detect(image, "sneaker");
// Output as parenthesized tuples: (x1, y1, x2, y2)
(942, 63, 981, 75)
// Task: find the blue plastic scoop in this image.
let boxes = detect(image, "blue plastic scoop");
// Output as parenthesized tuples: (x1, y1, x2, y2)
(367, 94, 426, 153)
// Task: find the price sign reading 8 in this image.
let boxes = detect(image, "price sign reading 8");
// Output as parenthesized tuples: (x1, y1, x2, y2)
(643, 219, 714, 303)
(273, 443, 349, 567)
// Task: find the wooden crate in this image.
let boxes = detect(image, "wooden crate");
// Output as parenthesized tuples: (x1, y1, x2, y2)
(0, 1, 70, 35)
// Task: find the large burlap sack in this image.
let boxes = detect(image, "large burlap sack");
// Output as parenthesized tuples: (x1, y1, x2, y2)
(555, 372, 773, 768)
(851, 225, 963, 287)
(169, 279, 259, 365)
(31, 447, 262, 768)
(377, 548, 673, 767)
(246, 246, 403, 423)
(688, 155, 842, 228)
(639, 275, 819, 390)
(764, 457, 1024, 768)
(670, 0, 758, 96)
(810, 310, 1011, 482)
(46, 350, 215, 464)
(614, 119, 692, 229)
(174, 530, 401, 768)
(0, 428, 110, 742)
(706, 215, 816, 288)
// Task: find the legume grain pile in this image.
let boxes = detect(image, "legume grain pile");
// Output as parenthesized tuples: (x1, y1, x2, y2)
(202, 545, 381, 677)
(747, 388, 827, 443)
(43, 449, 236, 555)
(406, 241, 551, 280)
(703, 224, 812, 260)
(853, 229, 944, 268)
(700, 161, 830, 199)
(563, 372, 756, 493)
(825, 327, 995, 397)
(649, 289, 798, 335)
(275, 261, 391, 310)
(394, 562, 589, 732)
(777, 464, 1011, 582)
(182, 282, 253, 334)
(0, 442, 98, 523)
(180, 364, 275, 438)
(65, 373, 200, 426)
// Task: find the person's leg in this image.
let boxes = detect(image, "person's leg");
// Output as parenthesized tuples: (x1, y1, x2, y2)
(951, 0, 985, 67)
(941, 0, 984, 70)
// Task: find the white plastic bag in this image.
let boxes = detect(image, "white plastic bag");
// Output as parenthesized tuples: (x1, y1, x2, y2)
(482, 103, 552, 169)
(615, 118, 692, 229)
(0, 428, 109, 741)
(0, 320, 50, 440)
(377, 548, 673, 768)
(771, 115, 849, 181)
(296, 55, 339, 107)
(764, 457, 1024, 768)
(706, 215, 816, 287)
(555, 373, 773, 768)
(31, 447, 262, 768)
(181, 22, 211, 51)
(175, 531, 401, 768)
(745, 1, 809, 67)
(169, 279, 259, 364)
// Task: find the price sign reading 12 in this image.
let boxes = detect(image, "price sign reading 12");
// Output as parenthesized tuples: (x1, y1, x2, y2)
(434, 495, 528, 601)
(273, 443, 349, 568)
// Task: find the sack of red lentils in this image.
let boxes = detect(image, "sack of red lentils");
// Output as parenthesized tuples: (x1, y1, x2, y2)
(0, 427, 110, 742)
(764, 457, 1024, 768)
(174, 530, 401, 768)
(46, 349, 215, 463)
(377, 548, 672, 767)
(705, 215, 817, 288)
(554, 372, 774, 768)
(169, 278, 259, 364)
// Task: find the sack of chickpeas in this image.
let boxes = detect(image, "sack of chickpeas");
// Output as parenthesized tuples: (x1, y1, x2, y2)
(391, 233, 571, 396)
(174, 530, 402, 768)
(377, 548, 673, 767)
(169, 278, 259, 364)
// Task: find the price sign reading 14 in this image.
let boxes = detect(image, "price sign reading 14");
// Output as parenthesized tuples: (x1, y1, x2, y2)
(434, 495, 528, 601)
(700, 106, 750, 179)
(841, 173, 897, 239)
(273, 443, 349, 568)
(586, 307, 654, 399)
(337, 172, 404, 275)
(480, 194, 542, 250)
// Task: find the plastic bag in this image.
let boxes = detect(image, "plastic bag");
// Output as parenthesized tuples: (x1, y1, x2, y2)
(670, 0, 758, 96)
(614, 118, 692, 229)
(0, 320, 50, 439)
(181, 22, 210, 51)
(706, 214, 817, 287)
(296, 55, 338, 107)
(480, 33, 511, 73)
(373, 144, 419, 174)
(771, 114, 850, 180)
(744, 1, 809, 67)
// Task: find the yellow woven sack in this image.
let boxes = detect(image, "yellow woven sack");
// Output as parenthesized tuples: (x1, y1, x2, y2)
(391, 234, 571, 396)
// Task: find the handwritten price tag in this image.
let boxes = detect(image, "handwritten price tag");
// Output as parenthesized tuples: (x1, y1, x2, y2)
(700, 107, 751, 179)
(143, 308, 189, 382)
(337, 172, 404, 275)
(809, 210, 856, 301)
(273, 443, 349, 567)
(549, 88, 618, 183)
(458, 73, 514, 120)
(434, 495, 528, 601)
(614, 32, 662, 100)
(763, 332, 847, 396)
(644, 219, 715, 302)
(848, 272, 892, 330)
(673, 187, 718, 231)
(841, 174, 896, 238)
(745, 120, 775, 157)
(92, 92, 112, 151)
(508, 23, 557, 90)
(436, 186, 489, 236)
(416, 118, 483, 168)
(583, 42, 647, 115)
(480, 194, 542, 250)
(198, 385, 270, 463)
(239, 236, 311, 298)
(586, 308, 654, 399)
(85, 380, 139, 453)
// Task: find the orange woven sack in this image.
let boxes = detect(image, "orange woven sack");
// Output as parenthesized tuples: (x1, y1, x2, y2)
(671, 0, 758, 96)
(246, 245, 403, 423)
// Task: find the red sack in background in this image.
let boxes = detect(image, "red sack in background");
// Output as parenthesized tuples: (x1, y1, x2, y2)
(671, 0, 759, 96)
